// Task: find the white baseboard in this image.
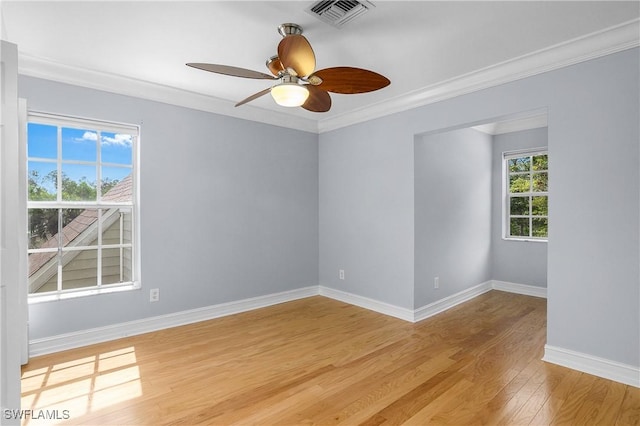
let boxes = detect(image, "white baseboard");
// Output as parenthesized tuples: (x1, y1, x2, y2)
(491, 280, 547, 298)
(414, 281, 493, 322)
(29, 286, 319, 357)
(28, 280, 548, 357)
(319, 286, 414, 322)
(543, 345, 640, 388)
(319, 280, 545, 325)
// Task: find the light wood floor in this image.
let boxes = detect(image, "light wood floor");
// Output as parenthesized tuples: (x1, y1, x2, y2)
(21, 291, 639, 425)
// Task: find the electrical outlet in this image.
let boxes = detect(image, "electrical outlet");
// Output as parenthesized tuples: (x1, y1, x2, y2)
(150, 288, 160, 302)
(339, 269, 345, 280)
(434, 277, 439, 289)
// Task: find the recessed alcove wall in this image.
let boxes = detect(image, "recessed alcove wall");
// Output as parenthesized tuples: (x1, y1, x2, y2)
(414, 115, 548, 308)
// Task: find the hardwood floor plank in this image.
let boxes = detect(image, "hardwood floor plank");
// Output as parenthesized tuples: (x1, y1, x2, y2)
(552, 372, 600, 425)
(327, 350, 461, 425)
(401, 377, 475, 425)
(20, 291, 638, 426)
(616, 386, 640, 425)
(471, 355, 546, 425)
(505, 364, 565, 425)
(590, 380, 626, 425)
(274, 346, 456, 425)
(527, 366, 583, 425)
(571, 376, 614, 424)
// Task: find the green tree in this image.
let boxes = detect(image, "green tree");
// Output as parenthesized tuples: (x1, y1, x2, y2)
(61, 175, 96, 201)
(28, 170, 56, 201)
(509, 174, 530, 193)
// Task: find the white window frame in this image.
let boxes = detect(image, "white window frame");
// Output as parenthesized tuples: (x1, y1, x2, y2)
(503, 147, 548, 242)
(26, 111, 141, 302)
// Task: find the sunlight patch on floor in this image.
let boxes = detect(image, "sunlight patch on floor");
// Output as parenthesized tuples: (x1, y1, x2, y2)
(20, 346, 142, 425)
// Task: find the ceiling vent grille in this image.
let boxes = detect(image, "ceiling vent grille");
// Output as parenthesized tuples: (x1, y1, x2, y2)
(306, 0, 375, 28)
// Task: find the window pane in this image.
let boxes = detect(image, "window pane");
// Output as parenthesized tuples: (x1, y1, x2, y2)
(62, 127, 97, 161)
(122, 210, 133, 245)
(28, 162, 57, 201)
(61, 164, 97, 201)
(533, 172, 548, 192)
(532, 196, 548, 216)
(532, 218, 548, 238)
(102, 248, 123, 284)
(29, 253, 58, 294)
(122, 247, 133, 282)
(98, 208, 133, 246)
(28, 123, 57, 159)
(101, 132, 133, 165)
(509, 174, 530, 193)
(510, 218, 530, 237)
(532, 154, 548, 171)
(101, 167, 133, 201)
(102, 208, 123, 245)
(61, 249, 97, 290)
(29, 208, 59, 249)
(510, 196, 529, 216)
(61, 208, 98, 247)
(509, 157, 530, 172)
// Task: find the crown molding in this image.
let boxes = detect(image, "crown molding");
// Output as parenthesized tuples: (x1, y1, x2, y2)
(318, 18, 640, 133)
(17, 19, 639, 135)
(18, 54, 319, 134)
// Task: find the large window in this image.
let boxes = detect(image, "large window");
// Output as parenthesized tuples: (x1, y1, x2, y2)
(27, 112, 139, 298)
(504, 149, 548, 240)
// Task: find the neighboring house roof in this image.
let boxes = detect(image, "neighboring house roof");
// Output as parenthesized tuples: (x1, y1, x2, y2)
(101, 174, 133, 202)
(28, 174, 133, 290)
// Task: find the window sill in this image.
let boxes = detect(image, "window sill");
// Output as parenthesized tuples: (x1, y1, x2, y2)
(28, 282, 140, 304)
(502, 237, 548, 243)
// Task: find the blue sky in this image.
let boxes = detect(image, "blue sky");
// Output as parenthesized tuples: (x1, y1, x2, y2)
(28, 123, 133, 194)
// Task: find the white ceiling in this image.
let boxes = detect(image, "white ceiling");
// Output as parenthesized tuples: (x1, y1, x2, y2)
(2, 1, 639, 132)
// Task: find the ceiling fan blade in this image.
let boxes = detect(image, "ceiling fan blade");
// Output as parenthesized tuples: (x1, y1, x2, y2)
(311, 67, 390, 94)
(277, 35, 316, 77)
(235, 87, 272, 107)
(302, 85, 331, 113)
(187, 63, 276, 80)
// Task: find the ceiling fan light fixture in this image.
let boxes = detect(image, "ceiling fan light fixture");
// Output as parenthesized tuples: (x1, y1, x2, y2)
(271, 82, 309, 107)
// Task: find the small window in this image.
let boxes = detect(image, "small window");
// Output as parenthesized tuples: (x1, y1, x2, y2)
(27, 112, 139, 299)
(504, 149, 548, 241)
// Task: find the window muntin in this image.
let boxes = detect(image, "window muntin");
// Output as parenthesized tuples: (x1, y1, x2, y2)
(504, 149, 548, 241)
(27, 113, 138, 298)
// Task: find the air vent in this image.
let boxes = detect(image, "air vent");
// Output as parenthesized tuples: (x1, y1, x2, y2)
(306, 0, 375, 28)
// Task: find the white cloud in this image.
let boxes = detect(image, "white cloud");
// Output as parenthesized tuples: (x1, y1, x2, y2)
(101, 134, 132, 147)
(75, 131, 132, 146)
(80, 131, 98, 141)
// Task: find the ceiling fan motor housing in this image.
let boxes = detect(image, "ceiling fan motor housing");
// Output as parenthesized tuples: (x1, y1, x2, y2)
(278, 23, 303, 37)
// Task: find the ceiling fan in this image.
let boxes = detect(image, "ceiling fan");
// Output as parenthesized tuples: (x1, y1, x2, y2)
(186, 23, 390, 112)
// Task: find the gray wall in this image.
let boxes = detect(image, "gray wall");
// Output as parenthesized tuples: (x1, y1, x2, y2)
(491, 128, 548, 287)
(546, 52, 639, 366)
(20, 76, 319, 340)
(415, 128, 492, 308)
(319, 118, 416, 309)
(319, 48, 639, 367)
